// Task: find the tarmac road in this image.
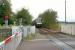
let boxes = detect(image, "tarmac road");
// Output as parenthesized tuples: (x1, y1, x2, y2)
(16, 28, 75, 50)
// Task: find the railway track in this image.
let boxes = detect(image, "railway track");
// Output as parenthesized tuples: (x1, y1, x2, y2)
(38, 28, 75, 50)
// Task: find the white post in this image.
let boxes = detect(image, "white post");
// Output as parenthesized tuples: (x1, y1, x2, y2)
(20, 18, 22, 26)
(5, 20, 8, 27)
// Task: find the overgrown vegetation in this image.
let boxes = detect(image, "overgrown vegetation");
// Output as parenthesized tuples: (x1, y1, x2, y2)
(24, 33, 36, 40)
(0, 28, 12, 42)
(38, 9, 59, 30)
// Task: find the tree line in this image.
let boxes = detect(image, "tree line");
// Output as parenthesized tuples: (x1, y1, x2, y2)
(0, 0, 32, 26)
(37, 9, 59, 30)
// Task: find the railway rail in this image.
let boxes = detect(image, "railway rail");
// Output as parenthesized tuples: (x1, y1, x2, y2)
(38, 28, 75, 50)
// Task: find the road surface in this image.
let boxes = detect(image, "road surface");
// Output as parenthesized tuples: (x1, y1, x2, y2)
(16, 28, 75, 50)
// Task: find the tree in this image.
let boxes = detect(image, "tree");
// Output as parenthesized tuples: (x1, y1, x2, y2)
(39, 9, 59, 30)
(0, 0, 13, 25)
(16, 8, 32, 25)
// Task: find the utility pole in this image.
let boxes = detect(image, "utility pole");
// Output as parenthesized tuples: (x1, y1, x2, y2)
(65, 0, 67, 23)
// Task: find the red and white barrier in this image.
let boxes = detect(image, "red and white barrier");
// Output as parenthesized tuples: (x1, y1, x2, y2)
(0, 26, 35, 50)
(0, 26, 22, 50)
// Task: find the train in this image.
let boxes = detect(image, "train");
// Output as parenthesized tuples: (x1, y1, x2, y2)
(32, 18, 42, 28)
(35, 23, 42, 28)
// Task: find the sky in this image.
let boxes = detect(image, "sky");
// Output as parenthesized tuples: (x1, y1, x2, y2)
(11, 0, 75, 22)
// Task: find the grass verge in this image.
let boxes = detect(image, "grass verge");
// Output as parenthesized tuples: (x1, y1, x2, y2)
(24, 33, 36, 40)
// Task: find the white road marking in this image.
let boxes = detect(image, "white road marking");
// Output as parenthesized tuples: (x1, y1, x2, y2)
(28, 39, 50, 41)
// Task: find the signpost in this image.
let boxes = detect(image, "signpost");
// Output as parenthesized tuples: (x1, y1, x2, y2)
(4, 16, 8, 27)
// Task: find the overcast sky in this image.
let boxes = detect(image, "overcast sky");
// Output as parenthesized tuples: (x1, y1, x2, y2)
(11, 0, 75, 22)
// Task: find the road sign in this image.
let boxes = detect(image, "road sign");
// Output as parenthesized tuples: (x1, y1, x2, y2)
(4, 16, 8, 20)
